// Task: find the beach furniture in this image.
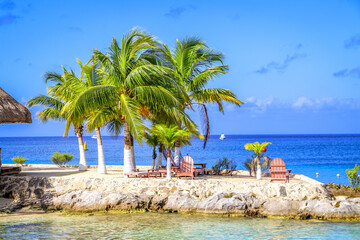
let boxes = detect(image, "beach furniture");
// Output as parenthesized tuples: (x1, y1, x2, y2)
(0, 148, 24, 176)
(194, 163, 207, 175)
(0, 166, 22, 176)
(161, 150, 207, 175)
(147, 169, 165, 177)
(175, 155, 196, 179)
(269, 158, 291, 182)
(125, 169, 149, 178)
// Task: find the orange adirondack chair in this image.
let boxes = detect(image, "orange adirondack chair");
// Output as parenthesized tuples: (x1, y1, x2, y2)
(269, 158, 291, 183)
(176, 155, 196, 179)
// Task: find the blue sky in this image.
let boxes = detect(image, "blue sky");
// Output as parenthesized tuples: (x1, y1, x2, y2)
(0, 0, 360, 136)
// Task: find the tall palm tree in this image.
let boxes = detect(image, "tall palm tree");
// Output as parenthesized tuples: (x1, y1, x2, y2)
(76, 60, 111, 174)
(153, 124, 193, 180)
(27, 67, 89, 171)
(152, 38, 244, 165)
(65, 28, 184, 176)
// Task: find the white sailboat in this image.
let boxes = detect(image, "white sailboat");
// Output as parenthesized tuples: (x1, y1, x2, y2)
(220, 134, 226, 140)
(91, 135, 97, 139)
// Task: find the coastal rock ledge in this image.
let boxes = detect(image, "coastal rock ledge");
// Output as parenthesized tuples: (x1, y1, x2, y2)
(1, 175, 360, 220)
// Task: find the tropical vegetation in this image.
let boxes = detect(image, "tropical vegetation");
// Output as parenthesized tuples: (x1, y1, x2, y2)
(150, 38, 243, 164)
(28, 28, 242, 176)
(346, 164, 360, 192)
(51, 152, 74, 167)
(152, 124, 194, 179)
(211, 158, 237, 175)
(27, 66, 89, 171)
(244, 142, 272, 179)
(11, 156, 28, 165)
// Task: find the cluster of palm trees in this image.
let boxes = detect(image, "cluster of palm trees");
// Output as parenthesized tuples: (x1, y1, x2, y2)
(27, 28, 243, 176)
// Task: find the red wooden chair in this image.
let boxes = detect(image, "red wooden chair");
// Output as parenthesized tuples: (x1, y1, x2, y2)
(269, 158, 291, 183)
(176, 155, 196, 179)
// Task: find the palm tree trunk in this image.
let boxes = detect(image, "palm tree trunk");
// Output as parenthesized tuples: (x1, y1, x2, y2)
(96, 127, 106, 174)
(174, 138, 181, 166)
(166, 148, 172, 180)
(156, 144, 163, 169)
(75, 127, 87, 171)
(123, 121, 135, 176)
(131, 135, 136, 169)
(256, 156, 262, 180)
(152, 147, 156, 169)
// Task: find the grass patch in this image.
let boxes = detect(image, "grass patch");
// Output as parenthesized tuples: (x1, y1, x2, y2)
(223, 193, 234, 198)
(205, 192, 214, 198)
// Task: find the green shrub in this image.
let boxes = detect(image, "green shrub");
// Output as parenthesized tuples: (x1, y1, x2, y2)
(211, 158, 237, 175)
(51, 152, 74, 167)
(346, 164, 360, 192)
(244, 158, 255, 176)
(223, 193, 234, 198)
(11, 156, 28, 165)
(212, 162, 221, 175)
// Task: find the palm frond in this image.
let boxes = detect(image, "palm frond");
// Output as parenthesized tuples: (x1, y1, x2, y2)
(191, 88, 243, 113)
(120, 94, 143, 143)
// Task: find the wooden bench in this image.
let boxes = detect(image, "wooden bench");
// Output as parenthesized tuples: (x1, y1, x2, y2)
(125, 169, 149, 178)
(147, 169, 164, 178)
(269, 158, 291, 183)
(0, 166, 23, 176)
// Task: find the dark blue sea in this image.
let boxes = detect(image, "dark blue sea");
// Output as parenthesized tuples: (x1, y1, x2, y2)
(1, 134, 359, 185)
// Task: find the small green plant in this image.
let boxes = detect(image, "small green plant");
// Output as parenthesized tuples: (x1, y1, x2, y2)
(51, 152, 74, 167)
(346, 164, 360, 192)
(223, 193, 234, 198)
(212, 163, 221, 175)
(11, 156, 28, 165)
(244, 158, 255, 176)
(211, 158, 237, 175)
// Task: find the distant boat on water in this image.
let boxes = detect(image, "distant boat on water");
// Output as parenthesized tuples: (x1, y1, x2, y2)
(91, 135, 97, 139)
(220, 134, 226, 140)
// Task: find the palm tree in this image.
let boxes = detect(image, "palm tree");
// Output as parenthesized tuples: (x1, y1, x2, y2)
(77, 61, 111, 174)
(27, 67, 89, 171)
(152, 38, 243, 165)
(144, 128, 159, 169)
(64, 28, 184, 176)
(156, 143, 164, 169)
(244, 142, 272, 179)
(153, 124, 193, 180)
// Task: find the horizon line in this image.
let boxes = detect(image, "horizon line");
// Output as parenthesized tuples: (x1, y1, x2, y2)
(1, 133, 360, 138)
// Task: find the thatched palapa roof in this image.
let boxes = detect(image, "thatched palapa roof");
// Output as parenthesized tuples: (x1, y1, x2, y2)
(0, 87, 32, 124)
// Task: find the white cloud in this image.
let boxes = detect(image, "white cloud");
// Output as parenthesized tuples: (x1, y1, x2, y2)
(292, 96, 314, 108)
(242, 96, 360, 114)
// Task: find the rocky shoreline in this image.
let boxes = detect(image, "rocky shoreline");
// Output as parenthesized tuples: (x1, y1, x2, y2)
(1, 175, 360, 220)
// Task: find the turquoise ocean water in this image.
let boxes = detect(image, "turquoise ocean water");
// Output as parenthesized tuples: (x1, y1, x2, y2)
(1, 213, 360, 239)
(1, 134, 359, 185)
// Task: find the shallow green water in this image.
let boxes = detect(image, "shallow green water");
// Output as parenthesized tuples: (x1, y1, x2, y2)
(1, 213, 360, 239)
